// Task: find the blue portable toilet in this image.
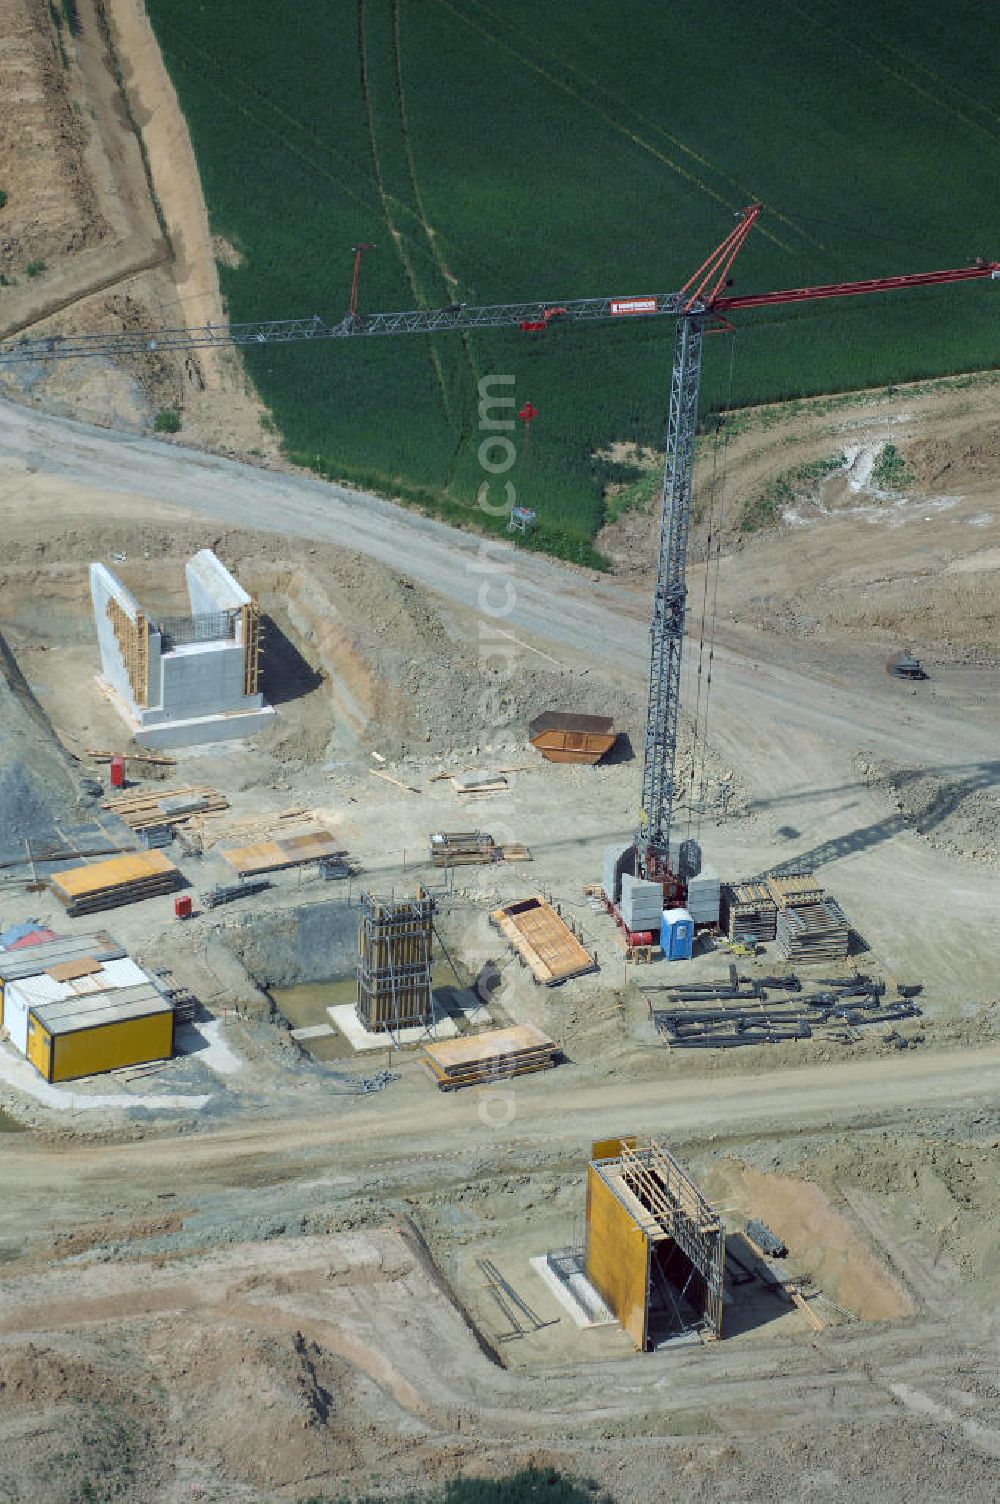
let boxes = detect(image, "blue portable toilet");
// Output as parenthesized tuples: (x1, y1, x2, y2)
(661, 907, 694, 961)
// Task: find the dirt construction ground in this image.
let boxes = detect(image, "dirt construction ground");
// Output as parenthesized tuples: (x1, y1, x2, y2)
(1, 6, 1000, 1503)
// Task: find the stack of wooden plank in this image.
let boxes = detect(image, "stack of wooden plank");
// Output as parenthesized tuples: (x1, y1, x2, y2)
(776, 899, 850, 962)
(429, 832, 533, 867)
(491, 896, 596, 985)
(720, 881, 777, 943)
(220, 828, 343, 877)
(103, 784, 228, 833)
(421, 1024, 559, 1091)
(765, 873, 825, 910)
(430, 831, 498, 867)
(452, 772, 508, 798)
(50, 850, 183, 915)
(180, 806, 311, 854)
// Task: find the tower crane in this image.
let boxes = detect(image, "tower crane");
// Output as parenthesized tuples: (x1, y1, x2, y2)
(1, 211, 996, 902)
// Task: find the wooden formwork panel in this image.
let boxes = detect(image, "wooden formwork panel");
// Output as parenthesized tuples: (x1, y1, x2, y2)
(106, 596, 148, 708)
(585, 1164, 650, 1350)
(221, 829, 341, 876)
(50, 850, 179, 899)
(491, 896, 595, 985)
(241, 596, 261, 697)
(357, 890, 433, 1032)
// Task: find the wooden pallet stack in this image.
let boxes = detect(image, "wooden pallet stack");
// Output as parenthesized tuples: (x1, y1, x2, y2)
(776, 898, 850, 962)
(720, 881, 777, 943)
(50, 850, 183, 916)
(765, 873, 825, 911)
(421, 1024, 559, 1091)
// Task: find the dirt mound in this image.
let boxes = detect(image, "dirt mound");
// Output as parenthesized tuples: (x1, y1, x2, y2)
(0, 1338, 166, 1503)
(857, 755, 1000, 867)
(159, 1322, 355, 1489)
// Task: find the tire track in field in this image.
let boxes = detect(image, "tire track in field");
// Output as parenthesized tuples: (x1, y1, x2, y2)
(779, 0, 1000, 146)
(154, 35, 379, 217)
(431, 0, 797, 256)
(392, 0, 481, 491)
(357, 0, 455, 429)
(455, 0, 831, 259)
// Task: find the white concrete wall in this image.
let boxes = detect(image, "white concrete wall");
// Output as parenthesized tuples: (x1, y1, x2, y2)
(158, 639, 260, 720)
(186, 549, 249, 617)
(91, 550, 271, 746)
(89, 563, 149, 714)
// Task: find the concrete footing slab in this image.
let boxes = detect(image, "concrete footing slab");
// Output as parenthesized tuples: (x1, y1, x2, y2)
(134, 706, 276, 749)
(529, 1254, 616, 1329)
(290, 1024, 335, 1041)
(328, 1002, 458, 1052)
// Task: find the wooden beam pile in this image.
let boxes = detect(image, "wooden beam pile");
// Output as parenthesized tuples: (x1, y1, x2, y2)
(421, 1024, 559, 1091)
(179, 806, 311, 854)
(103, 785, 228, 832)
(429, 831, 533, 867)
(452, 772, 508, 798)
(50, 850, 183, 915)
(776, 898, 850, 962)
(720, 881, 777, 943)
(430, 831, 498, 867)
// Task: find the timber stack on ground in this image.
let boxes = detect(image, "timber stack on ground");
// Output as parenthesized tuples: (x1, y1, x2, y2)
(720, 881, 777, 943)
(777, 899, 850, 962)
(429, 831, 531, 867)
(421, 1024, 559, 1090)
(103, 785, 229, 838)
(49, 851, 183, 915)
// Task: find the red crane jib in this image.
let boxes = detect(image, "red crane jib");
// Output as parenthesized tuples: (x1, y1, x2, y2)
(714, 262, 1000, 312)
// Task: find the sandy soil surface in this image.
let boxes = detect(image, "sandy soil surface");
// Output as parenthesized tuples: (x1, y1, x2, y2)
(0, 8, 998, 1498)
(0, 0, 277, 456)
(0, 384, 997, 1497)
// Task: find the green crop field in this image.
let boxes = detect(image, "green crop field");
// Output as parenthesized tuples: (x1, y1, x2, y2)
(145, 0, 999, 562)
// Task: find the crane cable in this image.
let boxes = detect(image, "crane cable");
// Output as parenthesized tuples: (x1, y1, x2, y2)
(695, 332, 738, 841)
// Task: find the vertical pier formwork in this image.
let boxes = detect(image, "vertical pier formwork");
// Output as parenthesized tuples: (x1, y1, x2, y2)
(356, 888, 434, 1038)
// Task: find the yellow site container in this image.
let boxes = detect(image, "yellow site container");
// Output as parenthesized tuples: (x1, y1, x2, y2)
(24, 984, 173, 1083)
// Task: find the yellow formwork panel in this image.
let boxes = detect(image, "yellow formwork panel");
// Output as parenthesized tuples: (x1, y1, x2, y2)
(585, 1164, 649, 1349)
(591, 1135, 637, 1162)
(50, 850, 178, 900)
(44, 1011, 173, 1083)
